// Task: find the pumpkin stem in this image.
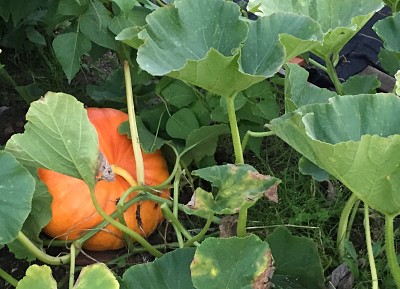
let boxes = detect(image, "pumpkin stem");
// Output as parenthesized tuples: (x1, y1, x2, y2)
(111, 165, 138, 187)
(124, 60, 145, 185)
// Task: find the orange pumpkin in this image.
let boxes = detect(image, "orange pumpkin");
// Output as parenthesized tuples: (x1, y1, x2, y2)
(38, 108, 170, 251)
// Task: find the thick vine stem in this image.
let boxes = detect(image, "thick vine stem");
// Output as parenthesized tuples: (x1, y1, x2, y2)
(324, 55, 344, 95)
(237, 206, 249, 237)
(173, 167, 184, 247)
(184, 212, 214, 247)
(242, 130, 275, 152)
(161, 203, 196, 244)
(88, 187, 163, 257)
(225, 94, 244, 165)
(385, 214, 400, 288)
(364, 204, 378, 289)
(0, 267, 18, 287)
(16, 231, 77, 265)
(123, 60, 145, 185)
(337, 193, 358, 260)
(69, 243, 76, 289)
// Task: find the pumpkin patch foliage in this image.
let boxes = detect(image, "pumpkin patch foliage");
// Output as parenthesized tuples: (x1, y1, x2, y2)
(1, 0, 399, 288)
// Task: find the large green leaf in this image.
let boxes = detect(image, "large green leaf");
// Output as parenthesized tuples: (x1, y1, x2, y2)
(0, 151, 35, 245)
(16, 263, 118, 289)
(249, 0, 383, 60)
(5, 92, 99, 190)
(284, 63, 336, 112)
(266, 227, 325, 289)
(183, 124, 230, 166)
(135, 0, 322, 98)
(373, 12, 400, 52)
(79, 1, 117, 50)
(122, 248, 195, 289)
(52, 32, 92, 82)
(16, 265, 57, 289)
(191, 235, 273, 289)
(74, 263, 119, 289)
(7, 176, 51, 260)
(166, 108, 200, 140)
(186, 164, 279, 216)
(268, 94, 400, 216)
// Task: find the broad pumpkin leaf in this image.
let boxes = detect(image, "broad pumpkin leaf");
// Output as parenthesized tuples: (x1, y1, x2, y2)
(74, 263, 119, 289)
(373, 12, 400, 53)
(191, 235, 273, 289)
(108, 6, 150, 35)
(182, 124, 230, 166)
(16, 263, 118, 289)
(284, 63, 337, 112)
(249, 0, 383, 60)
(266, 226, 325, 289)
(5, 92, 99, 190)
(122, 248, 196, 289)
(135, 0, 322, 98)
(342, 75, 381, 95)
(52, 32, 91, 82)
(112, 0, 138, 15)
(0, 151, 35, 245)
(7, 176, 51, 260)
(267, 94, 400, 216)
(166, 108, 199, 140)
(378, 48, 400, 75)
(9, 0, 41, 25)
(79, 1, 117, 50)
(16, 265, 57, 289)
(186, 164, 280, 216)
(161, 79, 197, 108)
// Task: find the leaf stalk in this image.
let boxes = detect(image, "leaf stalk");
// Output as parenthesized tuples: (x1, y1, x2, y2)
(225, 94, 244, 165)
(385, 214, 400, 288)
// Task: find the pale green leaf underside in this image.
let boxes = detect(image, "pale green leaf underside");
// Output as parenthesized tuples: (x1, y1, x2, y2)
(5, 92, 98, 190)
(268, 94, 400, 216)
(136, 0, 322, 97)
(191, 235, 272, 289)
(248, 0, 383, 32)
(0, 151, 35, 245)
(248, 0, 383, 58)
(188, 164, 279, 215)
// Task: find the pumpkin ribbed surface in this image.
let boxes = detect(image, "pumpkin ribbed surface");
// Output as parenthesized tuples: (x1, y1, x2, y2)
(38, 108, 170, 251)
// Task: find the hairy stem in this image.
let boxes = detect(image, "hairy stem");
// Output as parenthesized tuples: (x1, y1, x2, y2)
(16, 231, 77, 265)
(337, 193, 358, 260)
(237, 206, 249, 237)
(88, 187, 163, 257)
(124, 60, 145, 185)
(364, 204, 378, 289)
(69, 243, 76, 289)
(242, 130, 275, 152)
(324, 55, 344, 95)
(385, 214, 400, 288)
(185, 212, 214, 247)
(0, 267, 18, 288)
(173, 168, 184, 247)
(161, 203, 197, 245)
(225, 95, 244, 165)
(113, 164, 138, 251)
